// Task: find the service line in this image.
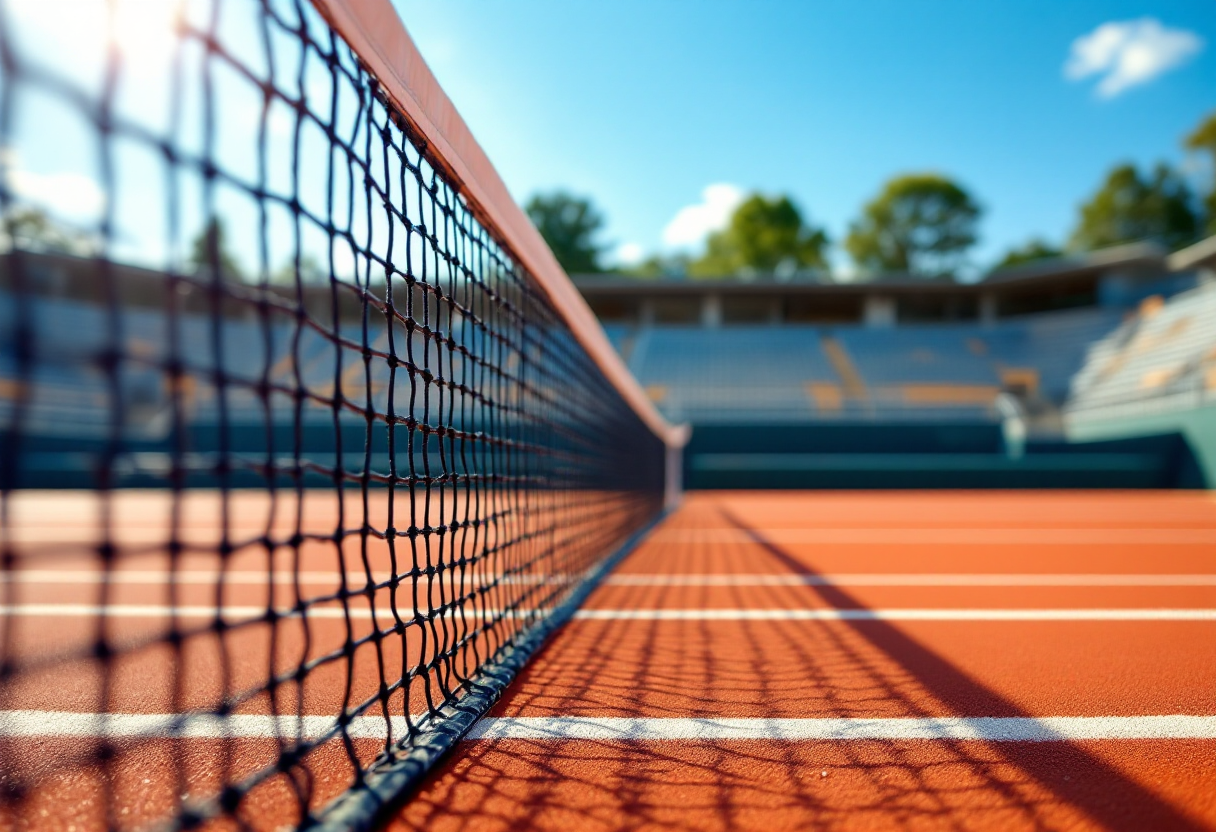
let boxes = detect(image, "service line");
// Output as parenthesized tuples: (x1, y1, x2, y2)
(650, 529, 1216, 545)
(4, 712, 1215, 742)
(7, 571, 1213, 588)
(573, 609, 1216, 621)
(606, 573, 1216, 587)
(466, 715, 1216, 742)
(0, 570, 565, 586)
(9, 527, 1215, 546)
(4, 605, 1214, 621)
(0, 710, 409, 740)
(0, 604, 546, 621)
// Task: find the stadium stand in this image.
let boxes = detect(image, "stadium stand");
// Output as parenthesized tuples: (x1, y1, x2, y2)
(999, 307, 1127, 402)
(1066, 280, 1216, 482)
(627, 327, 835, 422)
(4, 235, 1213, 489)
(1068, 286, 1216, 413)
(574, 240, 1216, 488)
(618, 309, 1119, 425)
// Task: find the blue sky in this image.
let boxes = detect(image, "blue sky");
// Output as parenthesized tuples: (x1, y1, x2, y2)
(393, 0, 1215, 275)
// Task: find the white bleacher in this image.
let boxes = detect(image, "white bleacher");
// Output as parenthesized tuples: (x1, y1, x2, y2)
(1066, 283, 1216, 420)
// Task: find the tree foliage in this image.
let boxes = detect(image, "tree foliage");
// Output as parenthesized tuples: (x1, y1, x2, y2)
(1184, 109, 1216, 235)
(188, 219, 244, 279)
(844, 174, 981, 278)
(0, 207, 95, 255)
(1068, 163, 1198, 252)
(994, 238, 1061, 271)
(524, 191, 606, 274)
(688, 193, 828, 278)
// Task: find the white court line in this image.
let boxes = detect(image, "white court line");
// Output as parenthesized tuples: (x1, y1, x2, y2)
(0, 711, 408, 740)
(0, 570, 379, 585)
(3, 527, 489, 545)
(9, 528, 1216, 545)
(605, 574, 1216, 587)
(466, 715, 1216, 742)
(5, 571, 1212, 589)
(3, 712, 1214, 742)
(572, 609, 1216, 621)
(3, 529, 343, 545)
(650, 529, 1216, 545)
(3, 605, 1214, 621)
(0, 604, 544, 620)
(0, 604, 369, 619)
(0, 570, 565, 586)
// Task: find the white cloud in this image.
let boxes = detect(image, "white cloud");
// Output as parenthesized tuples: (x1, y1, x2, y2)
(612, 241, 645, 266)
(661, 183, 744, 249)
(3, 150, 105, 220)
(1065, 18, 1203, 99)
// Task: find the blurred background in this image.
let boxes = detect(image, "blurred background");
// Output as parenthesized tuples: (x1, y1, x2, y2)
(396, 0, 1216, 489)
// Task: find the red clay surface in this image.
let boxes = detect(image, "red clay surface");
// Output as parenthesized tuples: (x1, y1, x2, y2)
(1, 489, 643, 831)
(390, 491, 1216, 832)
(398, 740, 1216, 832)
(3, 490, 1216, 831)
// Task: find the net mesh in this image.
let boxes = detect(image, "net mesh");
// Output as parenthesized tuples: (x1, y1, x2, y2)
(0, 0, 666, 828)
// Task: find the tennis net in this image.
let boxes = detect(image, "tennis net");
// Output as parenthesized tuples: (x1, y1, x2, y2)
(0, 0, 681, 828)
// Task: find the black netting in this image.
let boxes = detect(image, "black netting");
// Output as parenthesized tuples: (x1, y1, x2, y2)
(0, 0, 666, 828)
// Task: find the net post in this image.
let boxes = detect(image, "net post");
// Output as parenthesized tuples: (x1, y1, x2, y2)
(665, 424, 691, 511)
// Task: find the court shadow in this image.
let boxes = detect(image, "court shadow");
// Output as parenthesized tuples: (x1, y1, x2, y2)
(711, 506, 1207, 832)
(385, 506, 1211, 832)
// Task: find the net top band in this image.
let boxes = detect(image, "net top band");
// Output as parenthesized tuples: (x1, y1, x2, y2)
(311, 0, 687, 449)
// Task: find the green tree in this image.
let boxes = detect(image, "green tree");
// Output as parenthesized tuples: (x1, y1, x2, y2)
(524, 191, 606, 274)
(994, 238, 1061, 271)
(1184, 110, 1216, 235)
(187, 219, 244, 279)
(845, 174, 981, 278)
(0, 206, 95, 255)
(688, 193, 828, 278)
(1068, 163, 1199, 252)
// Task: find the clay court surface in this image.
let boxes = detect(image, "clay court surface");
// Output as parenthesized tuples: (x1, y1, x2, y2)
(4, 490, 1216, 830)
(392, 491, 1216, 832)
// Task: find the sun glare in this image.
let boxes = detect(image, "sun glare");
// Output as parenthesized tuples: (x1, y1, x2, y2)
(112, 0, 182, 65)
(9, 0, 181, 70)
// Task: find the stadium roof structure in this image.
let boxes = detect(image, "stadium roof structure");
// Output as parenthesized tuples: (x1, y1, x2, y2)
(573, 242, 1188, 324)
(575, 241, 1171, 295)
(1167, 234, 1216, 273)
(980, 241, 1167, 286)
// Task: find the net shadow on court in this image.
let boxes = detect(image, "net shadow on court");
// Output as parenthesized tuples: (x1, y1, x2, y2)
(388, 507, 1210, 832)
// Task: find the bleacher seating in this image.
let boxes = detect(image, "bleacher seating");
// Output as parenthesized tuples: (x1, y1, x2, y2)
(613, 307, 1120, 425)
(833, 327, 1002, 386)
(998, 307, 1126, 402)
(626, 327, 835, 422)
(1067, 284, 1216, 420)
(0, 294, 450, 446)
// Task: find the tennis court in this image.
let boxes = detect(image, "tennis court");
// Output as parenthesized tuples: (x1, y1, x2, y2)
(3, 490, 1216, 830)
(2, 0, 1215, 830)
(397, 490, 1216, 831)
